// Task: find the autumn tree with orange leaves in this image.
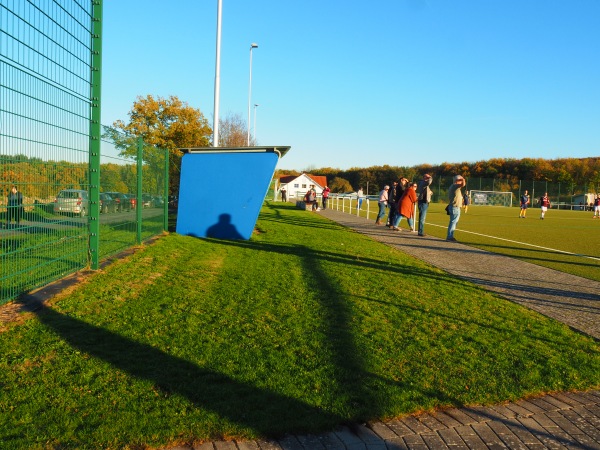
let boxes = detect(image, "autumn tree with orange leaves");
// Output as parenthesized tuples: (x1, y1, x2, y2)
(105, 95, 212, 194)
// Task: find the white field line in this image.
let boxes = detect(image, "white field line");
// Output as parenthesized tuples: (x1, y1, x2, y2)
(427, 223, 600, 262)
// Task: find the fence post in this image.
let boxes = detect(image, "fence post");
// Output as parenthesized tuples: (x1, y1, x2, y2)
(136, 137, 143, 244)
(89, 0, 103, 270)
(164, 148, 169, 231)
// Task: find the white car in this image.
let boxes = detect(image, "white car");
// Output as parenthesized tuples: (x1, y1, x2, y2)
(53, 189, 89, 217)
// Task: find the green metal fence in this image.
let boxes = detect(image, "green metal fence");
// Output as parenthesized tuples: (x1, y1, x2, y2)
(0, 0, 168, 306)
(430, 176, 597, 208)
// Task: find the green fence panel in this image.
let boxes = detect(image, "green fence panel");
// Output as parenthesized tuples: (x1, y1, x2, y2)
(0, 1, 168, 306)
(98, 131, 168, 262)
(1, 0, 96, 304)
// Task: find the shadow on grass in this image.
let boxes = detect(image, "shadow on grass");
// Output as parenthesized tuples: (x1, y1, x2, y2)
(261, 203, 344, 231)
(31, 303, 343, 438)
(204, 238, 454, 287)
(27, 225, 464, 440)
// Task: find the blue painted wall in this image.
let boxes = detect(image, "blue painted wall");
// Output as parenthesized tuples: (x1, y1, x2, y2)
(176, 151, 279, 240)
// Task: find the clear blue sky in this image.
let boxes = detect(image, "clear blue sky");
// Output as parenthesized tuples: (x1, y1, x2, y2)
(102, 0, 600, 171)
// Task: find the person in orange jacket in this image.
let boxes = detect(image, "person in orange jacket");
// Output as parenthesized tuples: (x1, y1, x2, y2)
(392, 182, 418, 232)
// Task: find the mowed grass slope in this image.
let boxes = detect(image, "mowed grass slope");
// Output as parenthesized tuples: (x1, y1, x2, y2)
(0, 202, 599, 449)
(354, 201, 600, 281)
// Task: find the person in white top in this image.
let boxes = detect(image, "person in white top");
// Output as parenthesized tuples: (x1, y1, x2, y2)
(375, 185, 389, 225)
(356, 187, 364, 210)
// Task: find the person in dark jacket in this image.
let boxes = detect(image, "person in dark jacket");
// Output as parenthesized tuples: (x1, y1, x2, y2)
(386, 181, 399, 227)
(416, 173, 433, 236)
(7, 185, 24, 227)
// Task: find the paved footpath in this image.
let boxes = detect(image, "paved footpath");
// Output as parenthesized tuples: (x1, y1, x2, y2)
(166, 209, 600, 450)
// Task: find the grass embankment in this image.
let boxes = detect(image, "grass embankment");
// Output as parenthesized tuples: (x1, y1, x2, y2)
(1, 202, 599, 449)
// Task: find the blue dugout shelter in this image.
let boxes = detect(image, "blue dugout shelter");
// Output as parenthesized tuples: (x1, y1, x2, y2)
(176, 146, 290, 240)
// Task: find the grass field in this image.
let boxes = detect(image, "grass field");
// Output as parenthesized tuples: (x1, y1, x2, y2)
(337, 199, 600, 281)
(1, 202, 599, 449)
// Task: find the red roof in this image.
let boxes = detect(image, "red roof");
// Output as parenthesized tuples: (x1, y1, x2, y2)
(279, 173, 327, 189)
(308, 175, 327, 188)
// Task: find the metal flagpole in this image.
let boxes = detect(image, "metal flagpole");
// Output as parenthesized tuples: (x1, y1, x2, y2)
(212, 0, 222, 147)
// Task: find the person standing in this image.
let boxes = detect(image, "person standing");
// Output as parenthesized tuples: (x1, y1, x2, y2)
(375, 185, 389, 225)
(463, 190, 470, 213)
(446, 175, 465, 241)
(539, 192, 550, 219)
(281, 187, 287, 202)
(309, 185, 318, 211)
(386, 180, 399, 227)
(593, 196, 600, 218)
(392, 182, 418, 231)
(356, 187, 364, 210)
(519, 190, 530, 218)
(7, 185, 24, 228)
(416, 173, 433, 236)
(321, 186, 330, 210)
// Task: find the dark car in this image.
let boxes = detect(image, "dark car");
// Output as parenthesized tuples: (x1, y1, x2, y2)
(103, 192, 129, 212)
(152, 196, 164, 208)
(124, 194, 137, 210)
(100, 193, 117, 213)
(168, 195, 178, 210)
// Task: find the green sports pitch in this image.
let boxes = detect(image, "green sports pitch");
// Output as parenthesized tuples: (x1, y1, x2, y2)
(361, 202, 600, 282)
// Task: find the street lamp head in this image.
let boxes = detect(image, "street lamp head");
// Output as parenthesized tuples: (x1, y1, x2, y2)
(254, 103, 259, 107)
(250, 43, 258, 49)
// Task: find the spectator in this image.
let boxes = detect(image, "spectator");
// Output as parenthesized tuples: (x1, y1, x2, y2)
(281, 187, 287, 202)
(386, 180, 399, 227)
(416, 173, 433, 236)
(304, 185, 318, 211)
(446, 175, 465, 242)
(7, 185, 24, 228)
(388, 177, 408, 227)
(375, 185, 389, 225)
(321, 186, 330, 210)
(392, 182, 418, 232)
(356, 187, 364, 210)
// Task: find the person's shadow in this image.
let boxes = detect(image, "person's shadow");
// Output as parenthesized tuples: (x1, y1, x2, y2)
(206, 214, 244, 240)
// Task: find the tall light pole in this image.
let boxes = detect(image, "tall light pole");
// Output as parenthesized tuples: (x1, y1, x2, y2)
(247, 42, 258, 146)
(253, 103, 259, 143)
(212, 0, 223, 147)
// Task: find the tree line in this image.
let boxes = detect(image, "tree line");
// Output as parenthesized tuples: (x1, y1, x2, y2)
(279, 157, 600, 195)
(1, 155, 163, 203)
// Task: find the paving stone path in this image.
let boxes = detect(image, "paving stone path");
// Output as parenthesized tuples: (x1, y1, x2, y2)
(167, 209, 600, 450)
(181, 391, 600, 449)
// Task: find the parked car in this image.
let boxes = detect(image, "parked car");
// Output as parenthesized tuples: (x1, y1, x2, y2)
(103, 192, 128, 212)
(168, 195, 178, 210)
(99, 193, 118, 213)
(124, 194, 137, 210)
(54, 189, 89, 217)
(141, 194, 153, 208)
(152, 196, 164, 208)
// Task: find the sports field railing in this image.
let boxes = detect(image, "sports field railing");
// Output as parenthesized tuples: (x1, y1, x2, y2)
(291, 174, 598, 210)
(0, 1, 169, 306)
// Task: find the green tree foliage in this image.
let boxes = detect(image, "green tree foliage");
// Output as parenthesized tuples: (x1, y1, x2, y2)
(329, 177, 353, 193)
(301, 157, 600, 195)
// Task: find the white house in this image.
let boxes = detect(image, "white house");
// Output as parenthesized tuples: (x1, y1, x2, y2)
(277, 173, 327, 201)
